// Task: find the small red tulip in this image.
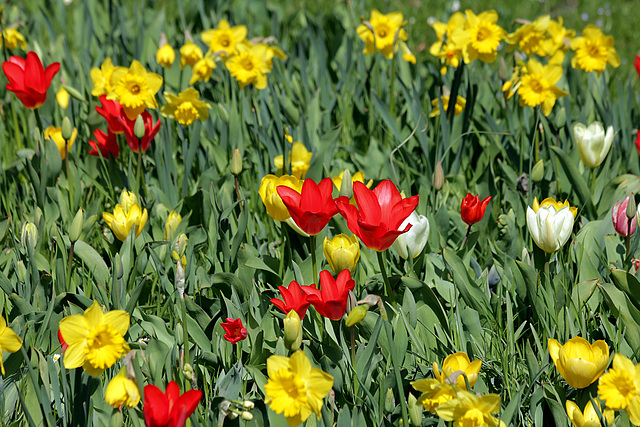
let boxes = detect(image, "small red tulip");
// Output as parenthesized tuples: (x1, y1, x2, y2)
(143, 381, 202, 427)
(301, 270, 355, 320)
(2, 51, 60, 109)
(88, 129, 120, 158)
(635, 130, 640, 157)
(220, 318, 247, 344)
(277, 178, 339, 235)
(270, 280, 311, 319)
(634, 55, 640, 81)
(96, 95, 125, 134)
(120, 111, 161, 153)
(460, 193, 491, 226)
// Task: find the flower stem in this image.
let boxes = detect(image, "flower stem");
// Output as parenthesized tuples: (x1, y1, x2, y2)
(33, 109, 44, 138)
(350, 325, 358, 398)
(310, 235, 318, 284)
(278, 224, 286, 280)
(180, 294, 191, 391)
(461, 225, 471, 249)
(382, 318, 409, 427)
(376, 250, 396, 308)
(67, 242, 75, 293)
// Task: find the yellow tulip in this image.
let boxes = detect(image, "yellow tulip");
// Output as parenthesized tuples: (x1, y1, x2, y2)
(44, 126, 78, 160)
(103, 203, 148, 242)
(118, 190, 138, 211)
(0, 315, 23, 375)
(566, 399, 614, 427)
(164, 210, 182, 241)
(436, 391, 505, 427)
(258, 174, 302, 222)
(273, 142, 312, 179)
(433, 351, 482, 389)
(548, 337, 609, 389)
(323, 234, 360, 274)
(105, 368, 140, 408)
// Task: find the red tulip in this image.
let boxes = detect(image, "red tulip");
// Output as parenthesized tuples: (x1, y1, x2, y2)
(277, 178, 339, 235)
(336, 179, 419, 252)
(460, 193, 491, 226)
(143, 381, 202, 427)
(57, 330, 68, 354)
(220, 318, 247, 344)
(120, 111, 161, 153)
(96, 95, 125, 134)
(301, 270, 355, 320)
(2, 51, 60, 109)
(88, 129, 120, 158)
(270, 280, 311, 319)
(635, 130, 640, 157)
(635, 55, 640, 81)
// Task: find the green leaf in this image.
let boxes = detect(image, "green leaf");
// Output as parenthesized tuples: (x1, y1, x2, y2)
(73, 240, 109, 284)
(549, 145, 596, 218)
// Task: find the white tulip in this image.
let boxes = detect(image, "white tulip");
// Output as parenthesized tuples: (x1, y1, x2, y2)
(574, 121, 614, 168)
(392, 212, 430, 260)
(526, 203, 574, 253)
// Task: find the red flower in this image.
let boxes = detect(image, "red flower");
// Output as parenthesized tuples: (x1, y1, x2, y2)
(120, 111, 161, 153)
(460, 193, 491, 226)
(270, 280, 311, 319)
(88, 129, 120, 158)
(2, 51, 60, 109)
(143, 381, 202, 427)
(221, 318, 247, 344)
(277, 178, 339, 235)
(336, 179, 419, 251)
(57, 330, 68, 354)
(635, 55, 640, 81)
(96, 95, 125, 134)
(301, 270, 355, 320)
(635, 130, 640, 157)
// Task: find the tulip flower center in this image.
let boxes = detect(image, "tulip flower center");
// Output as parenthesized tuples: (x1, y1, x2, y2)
(84, 324, 126, 369)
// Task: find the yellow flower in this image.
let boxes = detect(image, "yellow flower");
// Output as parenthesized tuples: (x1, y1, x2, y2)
(356, 10, 407, 59)
(264, 44, 287, 71)
(103, 203, 148, 241)
(527, 197, 576, 253)
(1, 28, 27, 50)
(189, 57, 216, 85)
(571, 25, 620, 75)
(179, 41, 203, 69)
(156, 44, 175, 68)
(274, 142, 312, 179)
(226, 43, 271, 89)
(91, 57, 124, 97)
(532, 197, 578, 218)
(105, 369, 140, 408)
(58, 300, 130, 376)
(548, 337, 609, 389)
(436, 391, 505, 427)
(411, 379, 456, 413)
(430, 95, 466, 118)
(0, 315, 23, 375)
(516, 58, 568, 116)
(399, 41, 416, 64)
(56, 87, 70, 109)
(258, 174, 303, 222)
(264, 350, 334, 427)
(119, 190, 138, 211)
(164, 210, 182, 241)
(598, 353, 640, 424)
(44, 126, 78, 160)
(542, 18, 575, 64)
(161, 87, 211, 126)
(433, 352, 482, 389)
(450, 10, 506, 64)
(109, 60, 163, 119)
(566, 399, 614, 427)
(429, 12, 465, 74)
(502, 62, 527, 100)
(323, 234, 360, 274)
(506, 15, 550, 57)
(201, 19, 247, 57)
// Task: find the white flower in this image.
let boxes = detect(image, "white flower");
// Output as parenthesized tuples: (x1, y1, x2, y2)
(574, 121, 614, 168)
(391, 212, 430, 260)
(53, 354, 61, 362)
(526, 198, 575, 253)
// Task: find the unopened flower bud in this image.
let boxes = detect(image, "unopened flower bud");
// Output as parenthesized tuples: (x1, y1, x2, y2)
(384, 388, 396, 413)
(134, 115, 146, 139)
(555, 107, 566, 128)
(174, 233, 188, 257)
(627, 194, 636, 220)
(241, 411, 253, 421)
(17, 261, 27, 282)
(498, 56, 510, 82)
(230, 149, 243, 176)
(21, 222, 38, 252)
(345, 304, 368, 327)
(339, 169, 353, 199)
(408, 393, 422, 426)
(243, 400, 254, 410)
(433, 161, 444, 191)
(531, 159, 544, 182)
(61, 117, 74, 141)
(164, 211, 182, 241)
(70, 208, 84, 242)
(56, 87, 70, 109)
(114, 253, 124, 279)
(183, 363, 193, 380)
(284, 310, 302, 351)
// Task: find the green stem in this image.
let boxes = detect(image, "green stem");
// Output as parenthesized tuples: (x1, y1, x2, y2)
(278, 224, 286, 280)
(67, 242, 74, 292)
(181, 294, 191, 391)
(590, 167, 596, 196)
(33, 109, 44, 139)
(310, 235, 318, 284)
(350, 326, 358, 398)
(382, 318, 410, 427)
(376, 250, 396, 308)
(461, 225, 471, 249)
(389, 53, 397, 117)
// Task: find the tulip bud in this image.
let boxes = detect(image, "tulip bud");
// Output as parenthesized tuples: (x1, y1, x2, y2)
(284, 310, 302, 351)
(21, 222, 38, 252)
(408, 393, 422, 426)
(323, 234, 360, 274)
(230, 149, 243, 176)
(339, 169, 353, 199)
(242, 411, 253, 421)
(70, 208, 84, 242)
(627, 194, 636, 220)
(613, 196, 637, 237)
(183, 363, 193, 380)
(555, 107, 566, 128)
(17, 261, 27, 282)
(134, 115, 146, 139)
(174, 233, 188, 258)
(384, 388, 396, 413)
(243, 400, 255, 410)
(164, 211, 182, 241)
(61, 117, 73, 141)
(56, 87, 70, 109)
(433, 161, 444, 191)
(531, 159, 544, 182)
(345, 305, 368, 327)
(498, 56, 510, 82)
(574, 121, 614, 168)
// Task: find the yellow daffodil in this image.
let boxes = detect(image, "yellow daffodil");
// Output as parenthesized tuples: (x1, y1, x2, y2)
(264, 350, 334, 427)
(156, 44, 175, 68)
(108, 60, 163, 119)
(356, 10, 408, 59)
(450, 10, 506, 64)
(598, 353, 640, 423)
(179, 41, 203, 69)
(91, 57, 124, 97)
(411, 379, 457, 413)
(161, 87, 211, 126)
(274, 141, 312, 179)
(571, 25, 620, 75)
(516, 58, 568, 116)
(429, 13, 465, 74)
(502, 62, 527, 100)
(201, 19, 247, 57)
(323, 234, 360, 274)
(226, 43, 271, 89)
(566, 399, 614, 427)
(527, 197, 576, 253)
(430, 95, 466, 118)
(0, 315, 23, 375)
(264, 44, 288, 70)
(542, 18, 575, 64)
(56, 87, 70, 109)
(44, 126, 78, 160)
(189, 56, 216, 84)
(506, 15, 550, 57)
(103, 202, 148, 241)
(105, 368, 140, 408)
(436, 391, 505, 427)
(433, 352, 482, 389)
(1, 28, 27, 50)
(164, 210, 182, 241)
(58, 301, 130, 376)
(258, 174, 303, 222)
(549, 337, 609, 389)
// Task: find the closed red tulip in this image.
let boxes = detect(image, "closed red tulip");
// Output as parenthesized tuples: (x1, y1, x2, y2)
(143, 381, 202, 427)
(220, 318, 247, 344)
(301, 269, 355, 320)
(336, 179, 419, 252)
(460, 193, 491, 225)
(88, 129, 120, 158)
(277, 178, 339, 235)
(2, 51, 60, 109)
(270, 280, 311, 319)
(119, 111, 161, 153)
